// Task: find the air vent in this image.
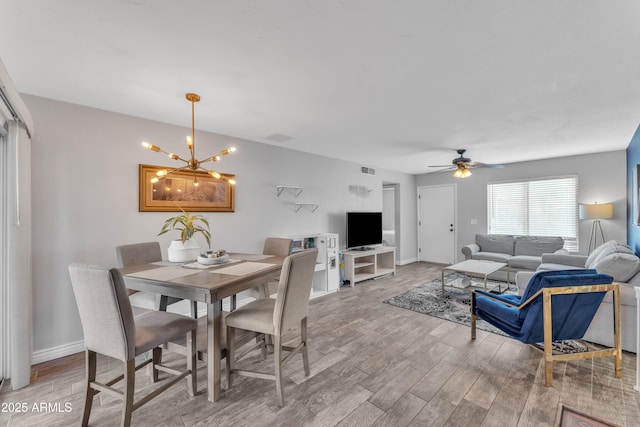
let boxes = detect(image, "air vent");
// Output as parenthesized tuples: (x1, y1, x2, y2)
(360, 165, 376, 175)
(265, 133, 293, 143)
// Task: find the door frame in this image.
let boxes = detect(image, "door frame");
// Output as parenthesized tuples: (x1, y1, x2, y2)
(417, 184, 457, 264)
(0, 125, 7, 382)
(382, 182, 400, 263)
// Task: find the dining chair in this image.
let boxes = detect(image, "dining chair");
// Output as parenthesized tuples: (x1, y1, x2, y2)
(116, 241, 196, 317)
(471, 269, 622, 386)
(225, 248, 318, 406)
(243, 237, 294, 301)
(68, 264, 197, 427)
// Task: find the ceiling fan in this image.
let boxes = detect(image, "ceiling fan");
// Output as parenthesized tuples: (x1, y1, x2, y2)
(428, 149, 506, 178)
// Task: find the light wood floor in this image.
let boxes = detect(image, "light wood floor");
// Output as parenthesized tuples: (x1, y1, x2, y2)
(2, 262, 639, 426)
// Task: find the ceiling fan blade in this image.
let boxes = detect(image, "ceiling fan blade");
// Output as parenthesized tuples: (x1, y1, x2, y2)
(428, 165, 454, 168)
(429, 167, 456, 174)
(470, 162, 506, 169)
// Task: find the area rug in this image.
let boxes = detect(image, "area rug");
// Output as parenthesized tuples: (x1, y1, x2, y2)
(384, 273, 588, 354)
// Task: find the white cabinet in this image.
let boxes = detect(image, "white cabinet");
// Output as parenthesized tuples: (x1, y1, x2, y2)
(343, 246, 396, 286)
(289, 233, 340, 298)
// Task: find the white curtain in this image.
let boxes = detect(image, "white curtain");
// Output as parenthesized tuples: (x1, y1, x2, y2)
(1, 58, 34, 390)
(6, 121, 32, 389)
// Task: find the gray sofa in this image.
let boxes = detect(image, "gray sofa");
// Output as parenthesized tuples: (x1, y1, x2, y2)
(461, 234, 567, 282)
(516, 240, 640, 353)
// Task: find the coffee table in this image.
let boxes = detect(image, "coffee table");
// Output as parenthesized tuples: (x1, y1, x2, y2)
(441, 259, 508, 297)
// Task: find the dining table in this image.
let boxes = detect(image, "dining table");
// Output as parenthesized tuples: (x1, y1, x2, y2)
(119, 253, 286, 402)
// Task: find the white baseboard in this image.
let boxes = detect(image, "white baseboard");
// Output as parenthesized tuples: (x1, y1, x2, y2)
(31, 298, 255, 366)
(397, 257, 417, 266)
(32, 340, 84, 365)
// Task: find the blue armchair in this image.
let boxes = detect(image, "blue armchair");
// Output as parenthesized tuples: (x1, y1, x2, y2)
(471, 269, 622, 386)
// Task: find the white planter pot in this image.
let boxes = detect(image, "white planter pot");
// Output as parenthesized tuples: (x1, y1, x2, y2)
(167, 239, 200, 262)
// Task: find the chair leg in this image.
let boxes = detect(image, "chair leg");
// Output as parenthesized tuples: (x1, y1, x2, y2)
(152, 347, 161, 382)
(261, 334, 269, 359)
(187, 329, 197, 397)
(121, 359, 135, 427)
(613, 285, 623, 379)
(543, 290, 553, 387)
(156, 295, 169, 312)
(301, 318, 310, 376)
(273, 335, 285, 407)
(470, 292, 477, 340)
(190, 300, 198, 319)
(81, 350, 97, 427)
(226, 326, 236, 389)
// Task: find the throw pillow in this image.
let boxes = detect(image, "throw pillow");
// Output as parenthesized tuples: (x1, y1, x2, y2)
(585, 241, 633, 268)
(595, 253, 640, 282)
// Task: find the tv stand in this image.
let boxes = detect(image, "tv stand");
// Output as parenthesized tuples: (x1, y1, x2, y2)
(343, 246, 396, 287)
(351, 246, 375, 251)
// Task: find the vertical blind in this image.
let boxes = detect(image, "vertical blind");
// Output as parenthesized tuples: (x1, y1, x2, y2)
(487, 176, 578, 251)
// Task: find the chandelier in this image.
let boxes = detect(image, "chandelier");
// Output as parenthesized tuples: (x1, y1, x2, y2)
(142, 93, 236, 186)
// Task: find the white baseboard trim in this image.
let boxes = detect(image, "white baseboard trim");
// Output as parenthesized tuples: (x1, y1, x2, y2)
(32, 340, 84, 365)
(397, 257, 417, 266)
(30, 298, 254, 366)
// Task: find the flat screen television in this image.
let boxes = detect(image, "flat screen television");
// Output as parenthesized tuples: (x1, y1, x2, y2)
(346, 211, 383, 250)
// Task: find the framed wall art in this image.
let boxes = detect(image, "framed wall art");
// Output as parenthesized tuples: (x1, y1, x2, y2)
(139, 164, 235, 212)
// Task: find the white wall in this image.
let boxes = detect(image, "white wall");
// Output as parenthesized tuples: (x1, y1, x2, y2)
(416, 150, 627, 260)
(24, 95, 417, 358)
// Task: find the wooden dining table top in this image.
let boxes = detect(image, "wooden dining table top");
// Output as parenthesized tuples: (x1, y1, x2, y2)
(119, 253, 286, 302)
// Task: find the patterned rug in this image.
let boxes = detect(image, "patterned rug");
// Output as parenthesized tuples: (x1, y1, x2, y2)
(384, 273, 588, 354)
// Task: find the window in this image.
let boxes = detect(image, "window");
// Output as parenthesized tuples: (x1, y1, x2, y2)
(487, 176, 578, 251)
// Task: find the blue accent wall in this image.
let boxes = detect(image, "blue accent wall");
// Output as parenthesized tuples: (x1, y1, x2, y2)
(627, 124, 640, 254)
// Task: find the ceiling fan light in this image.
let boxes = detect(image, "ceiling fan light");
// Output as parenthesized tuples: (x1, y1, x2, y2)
(453, 166, 472, 178)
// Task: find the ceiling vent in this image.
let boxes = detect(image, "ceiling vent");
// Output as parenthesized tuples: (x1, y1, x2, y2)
(265, 133, 293, 143)
(361, 165, 376, 175)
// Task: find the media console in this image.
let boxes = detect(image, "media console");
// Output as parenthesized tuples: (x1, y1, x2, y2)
(343, 246, 396, 286)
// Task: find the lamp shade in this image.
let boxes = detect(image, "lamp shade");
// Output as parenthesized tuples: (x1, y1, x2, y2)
(579, 203, 613, 220)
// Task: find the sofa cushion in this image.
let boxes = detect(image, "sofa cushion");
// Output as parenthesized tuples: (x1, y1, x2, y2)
(508, 255, 542, 271)
(537, 263, 582, 271)
(585, 241, 633, 269)
(472, 252, 511, 263)
(514, 236, 564, 256)
(476, 234, 515, 255)
(594, 253, 640, 282)
(597, 281, 637, 307)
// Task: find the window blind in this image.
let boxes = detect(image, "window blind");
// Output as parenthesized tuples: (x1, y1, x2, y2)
(487, 176, 578, 251)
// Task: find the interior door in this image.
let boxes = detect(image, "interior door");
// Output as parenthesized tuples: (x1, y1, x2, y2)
(418, 184, 456, 264)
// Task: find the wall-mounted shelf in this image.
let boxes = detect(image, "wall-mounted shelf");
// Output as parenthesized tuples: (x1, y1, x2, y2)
(276, 185, 303, 197)
(294, 203, 319, 212)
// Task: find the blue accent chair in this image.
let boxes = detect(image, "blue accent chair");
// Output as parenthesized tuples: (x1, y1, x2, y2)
(471, 269, 622, 386)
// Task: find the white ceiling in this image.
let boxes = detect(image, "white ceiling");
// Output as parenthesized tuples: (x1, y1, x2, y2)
(2, 0, 640, 174)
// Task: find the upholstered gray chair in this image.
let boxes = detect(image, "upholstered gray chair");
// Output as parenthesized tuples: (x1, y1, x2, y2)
(225, 249, 317, 406)
(116, 242, 195, 316)
(116, 241, 163, 269)
(244, 237, 294, 300)
(68, 264, 197, 427)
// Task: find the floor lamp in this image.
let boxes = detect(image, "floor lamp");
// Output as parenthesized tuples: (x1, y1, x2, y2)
(579, 202, 614, 254)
